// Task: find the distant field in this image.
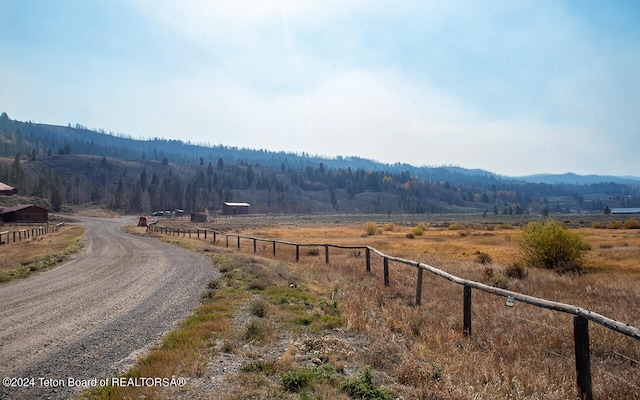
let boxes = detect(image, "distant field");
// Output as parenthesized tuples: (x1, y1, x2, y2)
(164, 212, 640, 273)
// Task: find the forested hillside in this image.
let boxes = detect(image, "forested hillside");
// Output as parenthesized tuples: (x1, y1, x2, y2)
(1, 113, 639, 216)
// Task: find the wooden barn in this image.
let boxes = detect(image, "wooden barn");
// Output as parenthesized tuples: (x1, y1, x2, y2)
(0, 204, 49, 223)
(223, 202, 250, 215)
(0, 182, 17, 196)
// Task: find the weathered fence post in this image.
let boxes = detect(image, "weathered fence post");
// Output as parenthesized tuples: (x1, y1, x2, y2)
(272, 241, 276, 257)
(383, 257, 389, 286)
(226, 235, 229, 247)
(574, 315, 593, 400)
(415, 267, 424, 306)
(213, 231, 216, 244)
(237, 236, 241, 250)
(366, 248, 371, 272)
(295, 244, 300, 262)
(253, 238, 257, 253)
(325, 245, 329, 264)
(463, 285, 472, 336)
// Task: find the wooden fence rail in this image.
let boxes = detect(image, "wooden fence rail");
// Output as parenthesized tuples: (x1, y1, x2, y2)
(148, 224, 640, 400)
(0, 222, 65, 246)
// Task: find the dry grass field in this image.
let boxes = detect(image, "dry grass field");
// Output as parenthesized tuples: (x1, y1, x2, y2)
(0, 225, 84, 281)
(89, 214, 640, 399)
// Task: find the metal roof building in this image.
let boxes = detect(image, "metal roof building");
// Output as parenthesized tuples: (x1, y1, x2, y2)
(0, 182, 17, 196)
(222, 202, 250, 215)
(610, 208, 640, 214)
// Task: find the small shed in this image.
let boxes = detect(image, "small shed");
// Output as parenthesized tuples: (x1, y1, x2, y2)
(0, 182, 17, 196)
(191, 213, 208, 222)
(223, 202, 250, 215)
(0, 204, 49, 223)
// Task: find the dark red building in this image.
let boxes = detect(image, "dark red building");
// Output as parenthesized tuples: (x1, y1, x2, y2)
(0, 204, 49, 223)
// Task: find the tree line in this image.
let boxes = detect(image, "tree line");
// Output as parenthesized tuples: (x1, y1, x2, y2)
(1, 114, 639, 215)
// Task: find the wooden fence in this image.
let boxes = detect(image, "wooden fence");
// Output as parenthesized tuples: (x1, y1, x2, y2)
(0, 222, 65, 246)
(149, 224, 640, 400)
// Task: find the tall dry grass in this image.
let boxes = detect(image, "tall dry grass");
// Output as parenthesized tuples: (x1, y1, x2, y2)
(225, 219, 640, 398)
(99, 217, 639, 399)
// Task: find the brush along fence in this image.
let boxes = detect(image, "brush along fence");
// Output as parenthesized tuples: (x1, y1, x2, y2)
(149, 224, 640, 400)
(0, 222, 65, 245)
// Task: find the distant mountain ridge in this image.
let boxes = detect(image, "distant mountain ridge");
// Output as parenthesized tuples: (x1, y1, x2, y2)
(1, 113, 639, 216)
(2, 113, 637, 184)
(515, 173, 640, 185)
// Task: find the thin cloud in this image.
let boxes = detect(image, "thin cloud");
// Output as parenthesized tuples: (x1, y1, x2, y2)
(1, 0, 638, 176)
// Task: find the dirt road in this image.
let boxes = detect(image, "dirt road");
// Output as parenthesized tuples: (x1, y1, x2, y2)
(0, 217, 217, 399)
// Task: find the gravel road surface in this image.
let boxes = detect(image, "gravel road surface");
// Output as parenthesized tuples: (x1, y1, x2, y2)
(0, 217, 217, 399)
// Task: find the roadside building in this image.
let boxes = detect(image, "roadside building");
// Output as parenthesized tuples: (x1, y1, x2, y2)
(222, 202, 250, 215)
(0, 204, 49, 223)
(610, 207, 640, 215)
(0, 182, 17, 196)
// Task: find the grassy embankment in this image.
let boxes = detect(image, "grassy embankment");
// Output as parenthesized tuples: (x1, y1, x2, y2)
(87, 216, 639, 399)
(0, 225, 84, 282)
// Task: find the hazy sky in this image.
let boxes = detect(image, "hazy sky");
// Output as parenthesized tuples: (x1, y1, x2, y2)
(2, 1, 639, 176)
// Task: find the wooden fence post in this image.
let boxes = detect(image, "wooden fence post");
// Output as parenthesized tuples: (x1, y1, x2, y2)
(237, 236, 241, 250)
(574, 315, 593, 400)
(295, 245, 300, 262)
(226, 235, 229, 247)
(415, 267, 424, 306)
(463, 285, 472, 336)
(383, 257, 389, 286)
(366, 248, 371, 272)
(325, 245, 329, 264)
(273, 241, 276, 257)
(253, 238, 257, 253)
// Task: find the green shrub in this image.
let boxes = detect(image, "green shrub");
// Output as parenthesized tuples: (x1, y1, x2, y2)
(280, 365, 337, 393)
(340, 366, 392, 400)
(243, 319, 267, 342)
(241, 360, 275, 374)
(517, 220, 590, 271)
(281, 369, 313, 392)
(249, 300, 267, 318)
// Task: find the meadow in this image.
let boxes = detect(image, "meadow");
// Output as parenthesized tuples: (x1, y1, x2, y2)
(89, 213, 640, 399)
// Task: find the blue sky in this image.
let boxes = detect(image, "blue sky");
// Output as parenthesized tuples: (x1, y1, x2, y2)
(1, 0, 639, 176)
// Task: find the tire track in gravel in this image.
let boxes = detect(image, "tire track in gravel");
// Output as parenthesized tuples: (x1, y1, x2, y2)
(0, 217, 217, 399)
